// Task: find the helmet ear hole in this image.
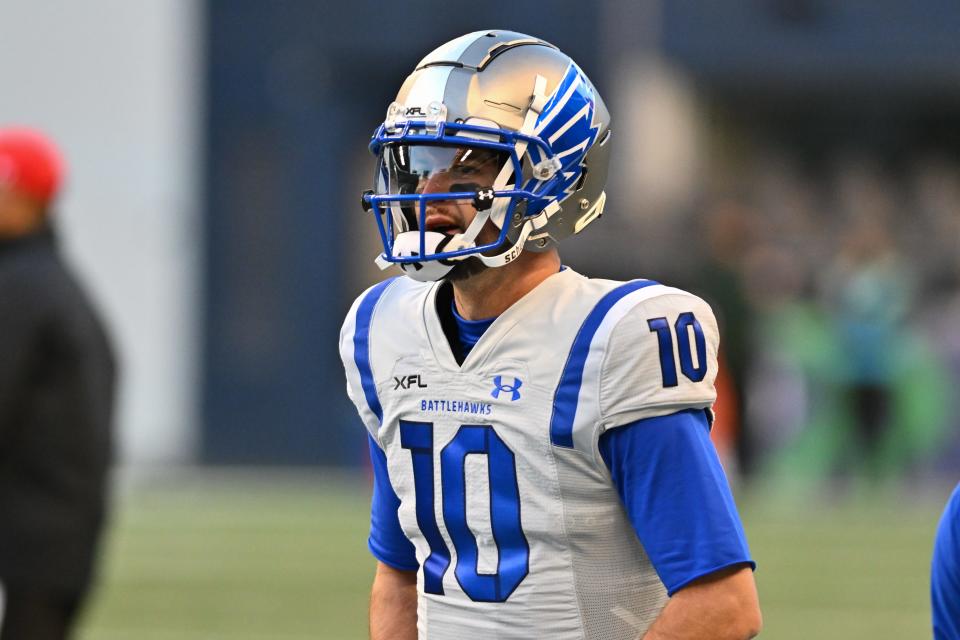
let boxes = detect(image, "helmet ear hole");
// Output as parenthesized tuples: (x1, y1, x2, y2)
(574, 166, 588, 192)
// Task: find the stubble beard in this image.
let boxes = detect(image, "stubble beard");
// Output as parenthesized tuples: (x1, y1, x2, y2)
(444, 256, 489, 282)
(442, 216, 506, 283)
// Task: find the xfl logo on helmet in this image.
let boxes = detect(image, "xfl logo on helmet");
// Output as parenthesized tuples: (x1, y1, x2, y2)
(491, 376, 522, 401)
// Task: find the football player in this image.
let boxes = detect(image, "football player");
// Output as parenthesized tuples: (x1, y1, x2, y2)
(932, 483, 960, 639)
(339, 31, 761, 640)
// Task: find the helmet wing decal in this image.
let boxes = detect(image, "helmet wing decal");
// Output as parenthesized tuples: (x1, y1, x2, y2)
(531, 64, 600, 201)
(534, 66, 584, 135)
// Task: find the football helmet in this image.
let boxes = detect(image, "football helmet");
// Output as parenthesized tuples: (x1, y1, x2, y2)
(363, 30, 612, 281)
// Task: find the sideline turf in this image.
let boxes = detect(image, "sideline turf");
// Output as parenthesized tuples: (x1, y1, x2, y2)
(77, 471, 942, 640)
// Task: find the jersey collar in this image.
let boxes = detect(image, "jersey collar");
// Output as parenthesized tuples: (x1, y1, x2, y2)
(422, 267, 580, 371)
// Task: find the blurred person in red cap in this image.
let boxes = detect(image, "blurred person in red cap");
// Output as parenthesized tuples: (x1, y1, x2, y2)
(0, 127, 115, 640)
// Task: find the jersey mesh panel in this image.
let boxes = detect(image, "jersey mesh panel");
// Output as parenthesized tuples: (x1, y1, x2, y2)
(553, 448, 668, 639)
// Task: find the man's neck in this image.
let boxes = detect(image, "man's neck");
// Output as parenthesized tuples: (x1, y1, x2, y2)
(451, 250, 561, 320)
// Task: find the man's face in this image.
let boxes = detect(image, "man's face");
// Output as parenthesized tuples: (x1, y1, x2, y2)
(0, 185, 44, 239)
(391, 145, 505, 246)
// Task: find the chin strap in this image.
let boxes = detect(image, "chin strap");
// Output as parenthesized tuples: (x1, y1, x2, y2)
(473, 199, 560, 268)
(473, 219, 533, 268)
(443, 207, 491, 255)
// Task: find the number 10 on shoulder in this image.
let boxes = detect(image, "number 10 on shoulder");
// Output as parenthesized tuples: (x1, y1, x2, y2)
(647, 312, 707, 387)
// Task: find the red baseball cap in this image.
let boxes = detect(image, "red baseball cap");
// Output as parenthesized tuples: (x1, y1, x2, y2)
(0, 127, 65, 204)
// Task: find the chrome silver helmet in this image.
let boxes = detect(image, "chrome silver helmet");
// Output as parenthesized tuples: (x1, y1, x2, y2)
(363, 30, 612, 282)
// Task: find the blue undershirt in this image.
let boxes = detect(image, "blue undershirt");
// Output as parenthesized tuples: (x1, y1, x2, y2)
(598, 408, 754, 594)
(932, 483, 960, 639)
(450, 300, 496, 358)
(366, 307, 754, 593)
(367, 435, 418, 570)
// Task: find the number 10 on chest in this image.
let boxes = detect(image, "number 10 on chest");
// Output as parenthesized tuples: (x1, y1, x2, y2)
(399, 420, 530, 603)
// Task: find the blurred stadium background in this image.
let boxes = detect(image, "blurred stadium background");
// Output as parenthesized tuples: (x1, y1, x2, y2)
(2, 1, 960, 638)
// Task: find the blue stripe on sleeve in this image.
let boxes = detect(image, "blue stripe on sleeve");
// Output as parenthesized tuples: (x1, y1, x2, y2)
(932, 483, 960, 639)
(367, 434, 419, 571)
(599, 409, 755, 595)
(550, 279, 658, 448)
(353, 278, 396, 424)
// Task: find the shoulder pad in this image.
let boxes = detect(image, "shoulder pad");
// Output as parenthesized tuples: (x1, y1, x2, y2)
(601, 288, 718, 425)
(339, 277, 402, 438)
(550, 282, 718, 454)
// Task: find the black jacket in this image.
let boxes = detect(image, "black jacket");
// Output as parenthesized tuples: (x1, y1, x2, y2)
(0, 228, 115, 592)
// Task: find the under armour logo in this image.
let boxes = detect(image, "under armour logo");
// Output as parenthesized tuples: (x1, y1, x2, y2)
(491, 376, 522, 401)
(474, 189, 495, 211)
(399, 249, 423, 271)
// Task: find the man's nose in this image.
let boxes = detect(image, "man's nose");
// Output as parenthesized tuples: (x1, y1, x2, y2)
(418, 171, 449, 195)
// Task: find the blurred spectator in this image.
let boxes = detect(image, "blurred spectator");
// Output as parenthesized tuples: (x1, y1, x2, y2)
(741, 243, 821, 468)
(660, 139, 959, 488)
(906, 156, 960, 295)
(821, 206, 911, 479)
(695, 198, 758, 476)
(0, 128, 115, 640)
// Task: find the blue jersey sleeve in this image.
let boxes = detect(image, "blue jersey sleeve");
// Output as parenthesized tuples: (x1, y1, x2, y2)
(932, 483, 960, 639)
(598, 409, 755, 596)
(367, 434, 419, 571)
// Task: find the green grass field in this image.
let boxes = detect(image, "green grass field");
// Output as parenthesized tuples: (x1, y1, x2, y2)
(76, 470, 945, 639)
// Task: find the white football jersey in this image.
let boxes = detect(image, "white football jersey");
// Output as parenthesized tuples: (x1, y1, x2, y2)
(339, 268, 719, 640)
